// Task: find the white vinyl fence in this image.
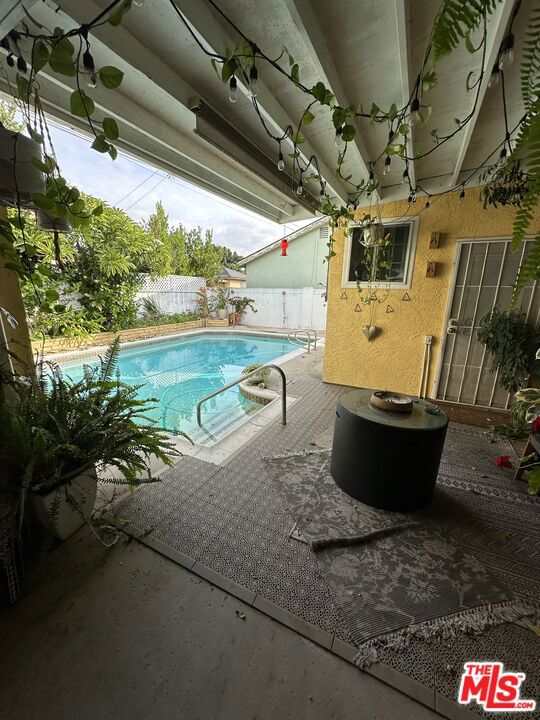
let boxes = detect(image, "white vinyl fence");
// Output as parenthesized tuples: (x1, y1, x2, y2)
(229, 287, 327, 331)
(136, 274, 205, 315)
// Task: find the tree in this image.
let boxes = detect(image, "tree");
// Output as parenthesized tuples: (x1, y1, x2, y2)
(0, 100, 24, 132)
(184, 227, 223, 282)
(218, 245, 243, 270)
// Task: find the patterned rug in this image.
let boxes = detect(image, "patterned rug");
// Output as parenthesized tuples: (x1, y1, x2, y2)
(262, 450, 417, 549)
(263, 439, 539, 668)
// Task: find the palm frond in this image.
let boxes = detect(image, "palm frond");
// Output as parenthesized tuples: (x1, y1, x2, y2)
(431, 0, 499, 63)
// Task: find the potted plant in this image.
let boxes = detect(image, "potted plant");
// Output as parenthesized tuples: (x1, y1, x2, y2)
(215, 286, 230, 320)
(0, 338, 179, 541)
(241, 363, 270, 386)
(229, 296, 256, 326)
(195, 287, 215, 324)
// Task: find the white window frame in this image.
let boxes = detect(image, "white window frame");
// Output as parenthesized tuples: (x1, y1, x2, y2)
(341, 216, 419, 290)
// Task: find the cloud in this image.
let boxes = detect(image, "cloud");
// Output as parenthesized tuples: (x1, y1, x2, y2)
(48, 122, 312, 255)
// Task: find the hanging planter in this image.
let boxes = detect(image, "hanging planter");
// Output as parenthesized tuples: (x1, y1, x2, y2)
(0, 127, 45, 207)
(35, 209, 72, 234)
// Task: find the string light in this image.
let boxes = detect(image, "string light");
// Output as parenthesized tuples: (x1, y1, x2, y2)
(334, 128, 343, 147)
(6, 53, 14, 67)
(409, 97, 421, 126)
(249, 66, 258, 97)
(401, 169, 408, 184)
(16, 56, 27, 73)
(488, 64, 500, 89)
(296, 180, 303, 196)
(277, 150, 285, 172)
(133, 0, 145, 6)
(498, 33, 514, 70)
(407, 193, 412, 204)
(498, 146, 508, 168)
(459, 187, 466, 203)
(383, 156, 391, 176)
(425, 197, 431, 209)
(228, 76, 238, 103)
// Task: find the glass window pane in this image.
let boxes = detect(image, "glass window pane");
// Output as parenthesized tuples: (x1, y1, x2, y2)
(348, 223, 410, 284)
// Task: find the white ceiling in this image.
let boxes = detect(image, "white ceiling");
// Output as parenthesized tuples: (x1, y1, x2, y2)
(0, 0, 530, 221)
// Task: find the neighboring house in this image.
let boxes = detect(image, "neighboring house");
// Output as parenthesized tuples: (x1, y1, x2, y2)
(220, 267, 246, 288)
(242, 218, 330, 288)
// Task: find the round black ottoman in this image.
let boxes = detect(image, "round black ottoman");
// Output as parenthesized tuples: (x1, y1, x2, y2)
(330, 389, 448, 512)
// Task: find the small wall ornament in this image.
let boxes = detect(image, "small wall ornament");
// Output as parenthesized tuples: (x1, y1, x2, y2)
(340, 291, 348, 300)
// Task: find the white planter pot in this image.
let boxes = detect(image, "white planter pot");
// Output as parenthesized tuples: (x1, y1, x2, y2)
(217, 308, 228, 320)
(31, 469, 98, 540)
(0, 127, 45, 207)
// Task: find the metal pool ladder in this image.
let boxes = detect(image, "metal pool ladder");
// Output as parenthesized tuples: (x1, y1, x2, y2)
(196, 363, 287, 430)
(287, 328, 318, 353)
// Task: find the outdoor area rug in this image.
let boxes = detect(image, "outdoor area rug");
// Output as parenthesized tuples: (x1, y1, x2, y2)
(262, 446, 540, 668)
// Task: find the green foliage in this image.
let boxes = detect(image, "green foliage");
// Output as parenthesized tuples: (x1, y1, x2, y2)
(214, 286, 230, 310)
(489, 399, 532, 439)
(0, 338, 180, 532)
(477, 308, 539, 393)
(431, 0, 498, 63)
(241, 363, 270, 386)
(229, 296, 256, 316)
(132, 297, 197, 328)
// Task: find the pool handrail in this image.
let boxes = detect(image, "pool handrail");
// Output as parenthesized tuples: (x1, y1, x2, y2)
(287, 328, 317, 353)
(196, 363, 287, 430)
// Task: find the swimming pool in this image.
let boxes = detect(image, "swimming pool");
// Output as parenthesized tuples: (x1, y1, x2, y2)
(59, 332, 302, 444)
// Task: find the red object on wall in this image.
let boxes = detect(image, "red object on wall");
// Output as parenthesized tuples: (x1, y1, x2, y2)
(280, 238, 289, 256)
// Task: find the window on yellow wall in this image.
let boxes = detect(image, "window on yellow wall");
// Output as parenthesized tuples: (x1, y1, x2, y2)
(342, 218, 418, 290)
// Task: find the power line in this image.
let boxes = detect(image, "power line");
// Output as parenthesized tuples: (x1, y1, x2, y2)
(114, 168, 160, 206)
(122, 174, 171, 211)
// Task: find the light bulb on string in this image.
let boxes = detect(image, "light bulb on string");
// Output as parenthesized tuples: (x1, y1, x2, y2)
(334, 128, 343, 147)
(409, 97, 420, 127)
(401, 169, 408, 185)
(383, 156, 391, 176)
(133, 0, 144, 6)
(487, 64, 500, 89)
(228, 76, 238, 103)
(319, 185, 325, 198)
(296, 181, 304, 197)
(498, 147, 508, 169)
(498, 33, 514, 70)
(86, 72, 98, 88)
(425, 198, 431, 209)
(277, 151, 285, 172)
(16, 56, 27, 73)
(249, 66, 258, 97)
(459, 188, 466, 203)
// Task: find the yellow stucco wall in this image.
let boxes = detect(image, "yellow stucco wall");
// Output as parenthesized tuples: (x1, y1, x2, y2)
(322, 187, 540, 397)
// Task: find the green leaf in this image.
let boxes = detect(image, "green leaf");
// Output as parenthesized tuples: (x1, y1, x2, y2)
(398, 123, 410, 135)
(91, 134, 109, 153)
(28, 127, 44, 144)
(92, 204, 104, 216)
(48, 47, 76, 76)
(370, 102, 380, 118)
(388, 103, 398, 121)
(30, 157, 49, 173)
(103, 117, 119, 140)
(70, 90, 95, 118)
(341, 124, 356, 142)
(70, 199, 85, 214)
(418, 105, 432, 126)
(332, 107, 347, 129)
(311, 81, 333, 105)
(221, 58, 237, 83)
(56, 35, 74, 56)
(108, 145, 118, 160)
(421, 70, 437, 93)
(291, 63, 300, 84)
(32, 192, 54, 210)
(31, 40, 50, 73)
(46, 288, 59, 301)
(16, 75, 30, 99)
(98, 65, 124, 89)
(54, 304, 66, 313)
(303, 110, 315, 125)
(527, 466, 540, 495)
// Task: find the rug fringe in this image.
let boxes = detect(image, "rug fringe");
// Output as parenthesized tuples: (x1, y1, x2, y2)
(311, 522, 418, 551)
(353, 600, 540, 669)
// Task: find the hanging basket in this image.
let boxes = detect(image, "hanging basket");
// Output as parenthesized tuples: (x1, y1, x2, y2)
(0, 127, 45, 208)
(36, 209, 72, 234)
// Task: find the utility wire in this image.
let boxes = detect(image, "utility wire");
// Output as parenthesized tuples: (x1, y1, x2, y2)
(114, 168, 160, 206)
(122, 173, 171, 211)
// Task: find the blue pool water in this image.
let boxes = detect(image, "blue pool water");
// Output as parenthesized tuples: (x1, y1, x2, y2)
(60, 333, 301, 443)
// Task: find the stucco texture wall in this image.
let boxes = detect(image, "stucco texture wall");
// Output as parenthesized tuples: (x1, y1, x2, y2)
(246, 226, 328, 288)
(322, 187, 540, 397)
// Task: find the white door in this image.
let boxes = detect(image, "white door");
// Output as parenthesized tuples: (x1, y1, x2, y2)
(435, 239, 539, 409)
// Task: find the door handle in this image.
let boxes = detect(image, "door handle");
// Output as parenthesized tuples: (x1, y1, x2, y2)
(447, 317, 458, 335)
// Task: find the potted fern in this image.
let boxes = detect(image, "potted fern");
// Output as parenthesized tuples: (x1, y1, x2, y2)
(0, 338, 178, 540)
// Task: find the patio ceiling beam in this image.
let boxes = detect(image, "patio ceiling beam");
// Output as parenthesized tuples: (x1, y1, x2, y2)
(449, 0, 515, 188)
(0, 70, 296, 222)
(394, 0, 416, 191)
(172, 0, 349, 205)
(282, 0, 380, 202)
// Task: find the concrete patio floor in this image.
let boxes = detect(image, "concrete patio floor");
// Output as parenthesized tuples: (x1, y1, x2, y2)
(0, 528, 439, 720)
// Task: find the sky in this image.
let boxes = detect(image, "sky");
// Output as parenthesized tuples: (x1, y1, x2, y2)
(46, 120, 311, 258)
